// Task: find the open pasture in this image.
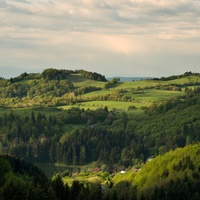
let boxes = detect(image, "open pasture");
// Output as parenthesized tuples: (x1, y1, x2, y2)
(0, 74, 199, 115)
(113, 75, 200, 90)
(67, 74, 106, 88)
(60, 100, 149, 111)
(81, 88, 184, 110)
(131, 89, 184, 101)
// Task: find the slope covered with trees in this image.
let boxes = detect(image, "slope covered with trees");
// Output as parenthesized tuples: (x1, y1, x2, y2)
(0, 69, 200, 199)
(106, 143, 200, 200)
(0, 68, 107, 108)
(0, 155, 52, 199)
(0, 155, 105, 200)
(0, 88, 199, 167)
(1, 144, 199, 200)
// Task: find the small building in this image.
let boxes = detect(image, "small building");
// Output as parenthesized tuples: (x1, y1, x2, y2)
(147, 155, 156, 162)
(92, 167, 101, 173)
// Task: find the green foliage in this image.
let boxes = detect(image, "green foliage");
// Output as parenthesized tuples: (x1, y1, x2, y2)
(77, 69, 107, 82)
(104, 78, 120, 89)
(158, 71, 197, 81)
(41, 68, 70, 80)
(74, 86, 101, 96)
(0, 70, 200, 199)
(110, 143, 200, 200)
(0, 91, 200, 167)
(0, 68, 108, 108)
(0, 155, 53, 200)
(2, 69, 199, 110)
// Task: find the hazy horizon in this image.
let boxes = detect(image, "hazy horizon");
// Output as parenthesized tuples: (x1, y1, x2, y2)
(0, 66, 195, 79)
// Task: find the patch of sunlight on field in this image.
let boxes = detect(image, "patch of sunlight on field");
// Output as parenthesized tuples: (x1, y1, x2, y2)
(135, 89, 184, 99)
(59, 101, 150, 111)
(112, 80, 157, 90)
(83, 90, 113, 97)
(68, 74, 106, 88)
(74, 80, 106, 88)
(158, 76, 200, 85)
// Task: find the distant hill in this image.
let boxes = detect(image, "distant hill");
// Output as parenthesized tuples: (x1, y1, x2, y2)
(107, 76, 155, 82)
(0, 68, 200, 110)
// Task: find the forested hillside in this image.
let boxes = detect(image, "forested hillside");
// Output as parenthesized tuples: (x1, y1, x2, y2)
(0, 70, 200, 166)
(0, 155, 52, 199)
(1, 144, 199, 200)
(0, 78, 200, 166)
(0, 69, 200, 199)
(0, 68, 107, 108)
(107, 143, 200, 200)
(0, 155, 106, 200)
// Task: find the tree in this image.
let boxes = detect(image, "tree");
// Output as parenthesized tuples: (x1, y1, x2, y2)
(51, 175, 65, 200)
(121, 112, 128, 129)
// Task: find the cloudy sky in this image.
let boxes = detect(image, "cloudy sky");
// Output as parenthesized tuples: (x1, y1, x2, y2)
(0, 0, 200, 78)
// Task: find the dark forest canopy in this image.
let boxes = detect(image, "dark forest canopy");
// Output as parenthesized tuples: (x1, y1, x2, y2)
(0, 144, 199, 200)
(0, 91, 200, 166)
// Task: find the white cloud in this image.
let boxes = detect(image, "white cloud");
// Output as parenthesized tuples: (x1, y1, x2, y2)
(0, 0, 200, 77)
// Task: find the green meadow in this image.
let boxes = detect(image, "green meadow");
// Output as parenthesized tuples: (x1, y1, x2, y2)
(0, 72, 199, 116)
(60, 101, 141, 110)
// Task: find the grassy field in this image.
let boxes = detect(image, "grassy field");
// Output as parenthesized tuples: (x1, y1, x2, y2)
(67, 74, 106, 88)
(62, 171, 109, 186)
(59, 101, 147, 110)
(133, 89, 184, 101)
(65, 88, 184, 112)
(0, 74, 199, 116)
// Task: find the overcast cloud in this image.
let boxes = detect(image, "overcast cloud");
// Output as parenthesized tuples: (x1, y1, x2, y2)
(0, 0, 200, 78)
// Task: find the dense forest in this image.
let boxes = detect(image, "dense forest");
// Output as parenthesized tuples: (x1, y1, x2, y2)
(0, 144, 199, 200)
(0, 154, 104, 200)
(0, 69, 200, 199)
(0, 78, 200, 166)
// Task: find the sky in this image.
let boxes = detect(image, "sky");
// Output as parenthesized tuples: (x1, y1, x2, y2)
(0, 0, 200, 78)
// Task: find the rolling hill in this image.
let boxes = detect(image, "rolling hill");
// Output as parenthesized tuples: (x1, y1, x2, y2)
(0, 69, 200, 114)
(0, 68, 200, 199)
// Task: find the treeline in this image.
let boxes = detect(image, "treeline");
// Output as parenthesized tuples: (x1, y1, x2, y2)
(8, 68, 107, 82)
(77, 69, 107, 82)
(74, 86, 102, 96)
(154, 71, 200, 81)
(41, 68, 107, 82)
